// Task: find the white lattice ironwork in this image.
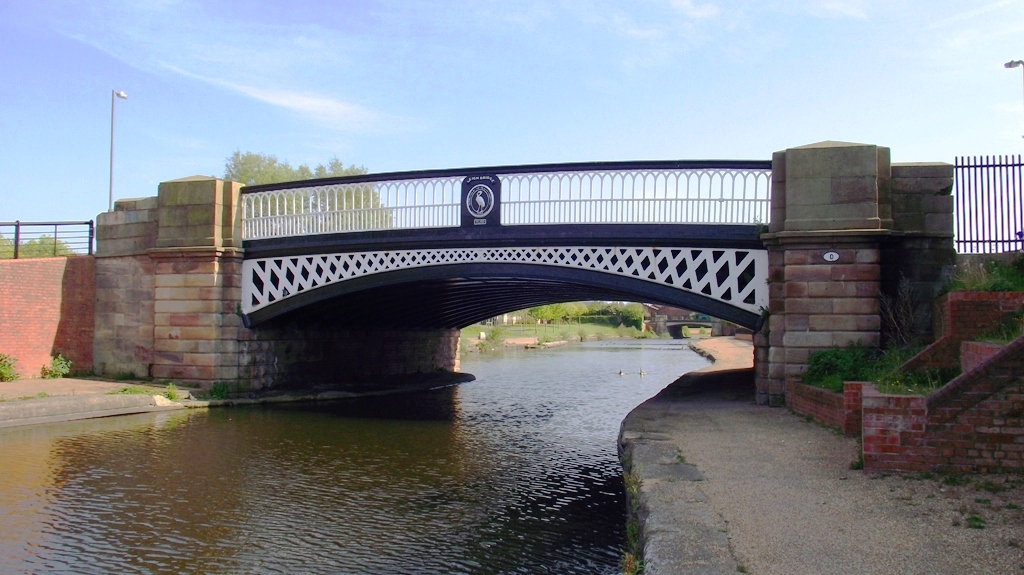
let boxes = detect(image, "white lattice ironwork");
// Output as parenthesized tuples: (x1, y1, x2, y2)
(241, 246, 767, 316)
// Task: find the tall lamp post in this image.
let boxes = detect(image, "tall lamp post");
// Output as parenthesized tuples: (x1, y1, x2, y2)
(1007, 60, 1024, 139)
(109, 90, 128, 212)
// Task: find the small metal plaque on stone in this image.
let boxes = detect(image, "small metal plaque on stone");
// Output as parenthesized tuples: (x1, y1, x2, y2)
(823, 251, 840, 262)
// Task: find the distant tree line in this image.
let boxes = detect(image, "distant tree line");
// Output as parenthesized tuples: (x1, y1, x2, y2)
(224, 151, 366, 186)
(0, 235, 77, 259)
(527, 302, 646, 329)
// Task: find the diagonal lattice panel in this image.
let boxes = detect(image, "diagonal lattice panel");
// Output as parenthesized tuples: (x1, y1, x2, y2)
(242, 246, 767, 316)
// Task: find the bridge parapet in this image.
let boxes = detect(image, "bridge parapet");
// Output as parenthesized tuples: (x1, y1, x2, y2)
(240, 160, 771, 241)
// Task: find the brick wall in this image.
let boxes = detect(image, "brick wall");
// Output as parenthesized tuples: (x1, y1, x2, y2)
(863, 334, 1024, 474)
(0, 256, 95, 377)
(903, 291, 1024, 372)
(962, 341, 1004, 373)
(786, 380, 862, 436)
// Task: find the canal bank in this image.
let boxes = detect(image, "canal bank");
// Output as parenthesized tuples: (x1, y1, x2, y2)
(0, 371, 474, 429)
(619, 337, 1024, 575)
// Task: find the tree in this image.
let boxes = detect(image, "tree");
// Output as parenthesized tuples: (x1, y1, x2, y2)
(224, 151, 366, 186)
(228, 151, 393, 231)
(0, 234, 76, 259)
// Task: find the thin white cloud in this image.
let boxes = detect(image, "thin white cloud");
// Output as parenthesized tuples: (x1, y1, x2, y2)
(807, 0, 868, 19)
(163, 64, 379, 131)
(669, 0, 720, 19)
(39, 0, 387, 132)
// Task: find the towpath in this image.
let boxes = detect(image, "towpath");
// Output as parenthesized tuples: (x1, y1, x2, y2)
(621, 337, 1024, 575)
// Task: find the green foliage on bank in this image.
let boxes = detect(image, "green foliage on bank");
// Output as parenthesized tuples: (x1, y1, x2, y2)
(976, 308, 1024, 345)
(802, 344, 960, 395)
(945, 255, 1024, 293)
(40, 354, 72, 379)
(0, 354, 18, 381)
(527, 302, 645, 329)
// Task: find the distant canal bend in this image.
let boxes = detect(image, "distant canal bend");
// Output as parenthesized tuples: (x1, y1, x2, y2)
(0, 340, 708, 574)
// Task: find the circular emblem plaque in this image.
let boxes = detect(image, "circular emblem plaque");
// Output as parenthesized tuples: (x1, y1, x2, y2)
(467, 184, 495, 219)
(823, 251, 840, 262)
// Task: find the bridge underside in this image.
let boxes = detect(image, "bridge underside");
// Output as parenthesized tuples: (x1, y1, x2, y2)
(245, 261, 764, 330)
(241, 226, 768, 331)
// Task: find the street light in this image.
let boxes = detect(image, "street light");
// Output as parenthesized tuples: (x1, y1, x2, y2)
(108, 90, 128, 212)
(1006, 60, 1024, 139)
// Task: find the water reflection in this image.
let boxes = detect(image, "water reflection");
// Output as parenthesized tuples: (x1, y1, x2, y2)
(0, 340, 707, 574)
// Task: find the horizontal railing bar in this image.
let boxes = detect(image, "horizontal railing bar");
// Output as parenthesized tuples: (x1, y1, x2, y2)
(241, 159, 773, 193)
(0, 220, 94, 226)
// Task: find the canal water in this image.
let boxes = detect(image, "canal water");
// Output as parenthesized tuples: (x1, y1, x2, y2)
(0, 340, 708, 574)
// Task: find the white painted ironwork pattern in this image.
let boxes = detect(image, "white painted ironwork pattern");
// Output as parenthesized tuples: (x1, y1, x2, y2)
(241, 165, 772, 240)
(242, 246, 767, 316)
(501, 169, 770, 226)
(242, 176, 462, 240)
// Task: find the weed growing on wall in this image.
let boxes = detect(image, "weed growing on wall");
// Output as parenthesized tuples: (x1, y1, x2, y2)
(620, 461, 645, 575)
(209, 382, 231, 399)
(0, 354, 18, 381)
(40, 354, 72, 379)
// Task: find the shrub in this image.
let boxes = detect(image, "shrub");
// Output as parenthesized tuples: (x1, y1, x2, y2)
(209, 381, 231, 400)
(40, 354, 72, 379)
(0, 354, 17, 382)
(803, 344, 960, 395)
(803, 344, 875, 392)
(164, 383, 181, 401)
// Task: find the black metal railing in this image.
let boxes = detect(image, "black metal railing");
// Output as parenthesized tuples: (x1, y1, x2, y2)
(0, 220, 94, 259)
(954, 155, 1024, 253)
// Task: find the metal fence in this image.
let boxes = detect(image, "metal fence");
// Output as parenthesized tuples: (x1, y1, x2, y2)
(240, 160, 773, 240)
(0, 220, 94, 259)
(954, 155, 1024, 253)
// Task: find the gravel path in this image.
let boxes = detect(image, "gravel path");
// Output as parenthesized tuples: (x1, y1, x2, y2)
(621, 338, 1024, 575)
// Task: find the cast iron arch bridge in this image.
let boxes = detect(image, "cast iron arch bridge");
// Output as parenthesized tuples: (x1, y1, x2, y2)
(239, 160, 772, 330)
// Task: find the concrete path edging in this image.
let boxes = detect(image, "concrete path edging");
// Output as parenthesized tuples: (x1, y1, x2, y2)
(619, 337, 754, 575)
(0, 394, 184, 429)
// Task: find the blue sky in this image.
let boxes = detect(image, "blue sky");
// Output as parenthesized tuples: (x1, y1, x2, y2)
(2, 0, 1023, 222)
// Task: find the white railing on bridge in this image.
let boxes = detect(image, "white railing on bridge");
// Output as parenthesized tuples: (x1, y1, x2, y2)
(501, 168, 771, 226)
(240, 161, 772, 241)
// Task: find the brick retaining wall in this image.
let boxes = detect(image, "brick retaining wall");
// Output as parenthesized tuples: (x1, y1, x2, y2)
(0, 257, 95, 377)
(862, 337, 1024, 473)
(786, 380, 862, 436)
(904, 291, 1024, 372)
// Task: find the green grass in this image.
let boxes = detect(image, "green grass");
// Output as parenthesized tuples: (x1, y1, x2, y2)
(109, 385, 150, 395)
(802, 344, 960, 395)
(943, 473, 970, 487)
(209, 381, 231, 400)
(976, 480, 1006, 493)
(975, 309, 1024, 345)
(945, 256, 1024, 293)
(967, 515, 987, 529)
(164, 383, 181, 401)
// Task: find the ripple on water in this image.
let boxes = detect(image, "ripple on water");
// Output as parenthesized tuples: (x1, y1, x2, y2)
(0, 340, 707, 574)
